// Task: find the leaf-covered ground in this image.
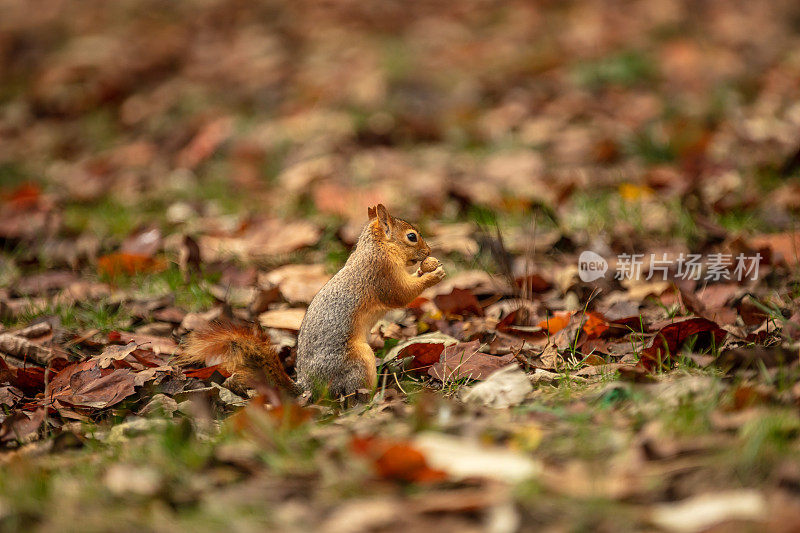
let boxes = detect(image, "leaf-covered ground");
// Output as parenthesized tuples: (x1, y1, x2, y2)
(2, 1, 800, 531)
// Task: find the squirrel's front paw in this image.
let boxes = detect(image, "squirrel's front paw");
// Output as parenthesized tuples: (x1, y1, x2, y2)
(425, 265, 446, 284)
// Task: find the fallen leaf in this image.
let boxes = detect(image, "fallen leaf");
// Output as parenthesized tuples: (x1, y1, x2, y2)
(433, 288, 484, 317)
(260, 264, 331, 304)
(0, 385, 23, 407)
(397, 343, 446, 372)
(176, 116, 233, 169)
(0, 333, 52, 366)
(582, 312, 609, 339)
(429, 341, 516, 382)
(413, 432, 540, 483)
(258, 308, 306, 331)
(0, 407, 45, 444)
(640, 317, 726, 371)
(649, 490, 766, 532)
(750, 232, 800, 265)
(381, 332, 459, 366)
(13, 271, 78, 296)
(538, 343, 563, 371)
(713, 346, 797, 372)
(97, 253, 166, 278)
(351, 437, 447, 484)
(49, 361, 137, 409)
(112, 332, 178, 355)
(461, 365, 532, 408)
(8, 366, 47, 396)
(3, 182, 42, 210)
(94, 342, 138, 369)
(200, 219, 321, 261)
(121, 227, 162, 257)
(184, 364, 230, 379)
(537, 311, 572, 334)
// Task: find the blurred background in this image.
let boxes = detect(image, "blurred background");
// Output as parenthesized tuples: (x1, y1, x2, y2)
(3, 3, 800, 530)
(2, 0, 800, 273)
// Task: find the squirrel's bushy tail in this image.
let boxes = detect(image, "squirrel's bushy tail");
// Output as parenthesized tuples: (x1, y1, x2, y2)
(179, 321, 301, 396)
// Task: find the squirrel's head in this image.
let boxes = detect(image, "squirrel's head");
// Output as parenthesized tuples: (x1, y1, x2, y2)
(367, 204, 431, 266)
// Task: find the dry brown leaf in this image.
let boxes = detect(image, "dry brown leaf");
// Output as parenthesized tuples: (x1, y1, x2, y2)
(433, 288, 483, 317)
(259, 264, 331, 304)
(258, 308, 306, 331)
(750, 232, 800, 265)
(200, 219, 321, 261)
(95, 342, 138, 369)
(49, 363, 137, 409)
(429, 341, 515, 382)
(0, 334, 52, 366)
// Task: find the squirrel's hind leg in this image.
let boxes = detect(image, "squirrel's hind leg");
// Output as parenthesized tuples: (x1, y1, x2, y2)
(342, 341, 378, 396)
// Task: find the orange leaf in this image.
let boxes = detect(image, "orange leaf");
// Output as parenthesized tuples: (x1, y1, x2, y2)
(582, 312, 609, 339)
(407, 296, 429, 309)
(537, 311, 572, 334)
(97, 253, 165, 278)
(4, 183, 41, 210)
(351, 436, 446, 484)
(267, 404, 314, 429)
(230, 396, 313, 434)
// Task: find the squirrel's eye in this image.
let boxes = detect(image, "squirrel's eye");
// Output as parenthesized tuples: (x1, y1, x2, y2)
(406, 232, 417, 242)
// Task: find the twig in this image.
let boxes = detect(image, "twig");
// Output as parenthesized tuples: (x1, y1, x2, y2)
(512, 341, 529, 372)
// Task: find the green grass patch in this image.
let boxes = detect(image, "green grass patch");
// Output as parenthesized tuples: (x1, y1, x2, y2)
(572, 50, 657, 90)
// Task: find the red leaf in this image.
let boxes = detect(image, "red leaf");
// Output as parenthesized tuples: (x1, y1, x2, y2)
(515, 273, 551, 293)
(129, 349, 169, 368)
(12, 367, 47, 396)
(4, 183, 42, 210)
(639, 317, 726, 371)
(497, 309, 549, 341)
(184, 364, 231, 379)
(47, 360, 97, 402)
(433, 288, 483, 317)
(397, 343, 446, 373)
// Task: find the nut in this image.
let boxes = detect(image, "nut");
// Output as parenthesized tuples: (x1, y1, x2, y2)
(419, 256, 441, 274)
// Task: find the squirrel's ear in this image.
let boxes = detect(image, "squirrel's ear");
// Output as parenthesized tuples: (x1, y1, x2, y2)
(375, 204, 392, 236)
(367, 206, 377, 220)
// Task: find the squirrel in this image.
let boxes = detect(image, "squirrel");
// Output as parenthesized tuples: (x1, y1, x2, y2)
(179, 204, 446, 400)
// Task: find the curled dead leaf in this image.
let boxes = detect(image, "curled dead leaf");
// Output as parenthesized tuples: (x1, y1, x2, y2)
(351, 436, 446, 484)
